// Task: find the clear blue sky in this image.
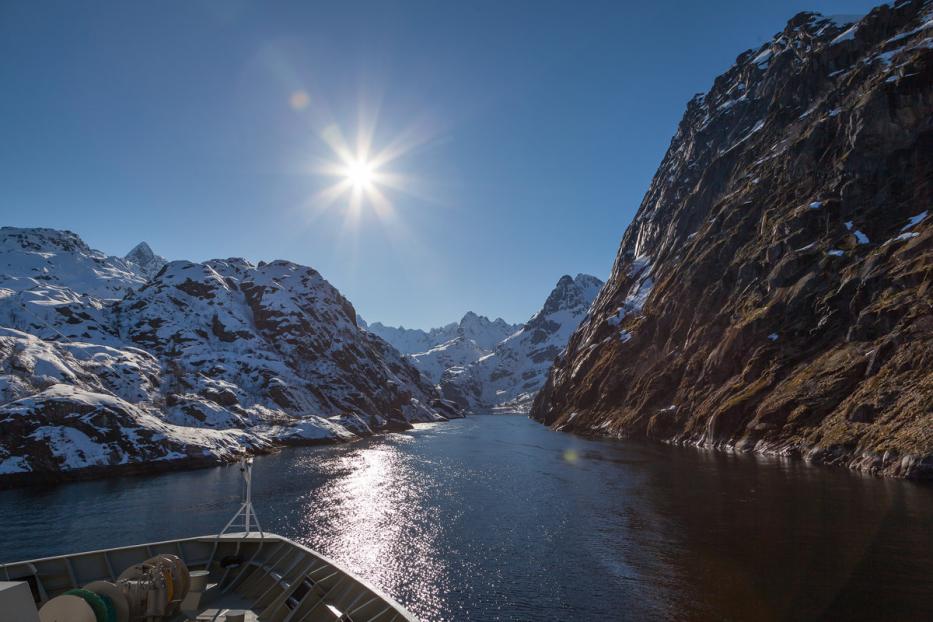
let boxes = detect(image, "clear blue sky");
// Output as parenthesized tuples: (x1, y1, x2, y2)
(0, 0, 880, 329)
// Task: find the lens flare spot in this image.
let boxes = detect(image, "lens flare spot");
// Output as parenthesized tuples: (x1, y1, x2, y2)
(290, 90, 310, 110)
(563, 449, 579, 464)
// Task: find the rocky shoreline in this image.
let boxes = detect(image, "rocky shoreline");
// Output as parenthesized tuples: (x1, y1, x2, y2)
(548, 421, 933, 480)
(0, 417, 444, 490)
(671, 437, 933, 480)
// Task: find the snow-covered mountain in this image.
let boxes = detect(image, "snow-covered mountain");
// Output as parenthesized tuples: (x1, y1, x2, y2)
(367, 312, 521, 383)
(124, 241, 167, 279)
(410, 336, 489, 384)
(364, 321, 458, 355)
(367, 276, 602, 411)
(0, 228, 148, 346)
(454, 312, 519, 350)
(0, 228, 146, 299)
(366, 312, 518, 356)
(0, 227, 459, 485)
(439, 274, 603, 413)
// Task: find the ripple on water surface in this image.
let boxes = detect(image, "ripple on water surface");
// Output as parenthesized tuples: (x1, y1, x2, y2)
(1, 416, 932, 621)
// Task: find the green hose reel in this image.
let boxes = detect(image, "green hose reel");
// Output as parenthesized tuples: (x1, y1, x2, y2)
(63, 588, 116, 622)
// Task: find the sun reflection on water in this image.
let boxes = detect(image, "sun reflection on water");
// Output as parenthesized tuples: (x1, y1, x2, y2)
(294, 440, 450, 620)
(2, 418, 932, 620)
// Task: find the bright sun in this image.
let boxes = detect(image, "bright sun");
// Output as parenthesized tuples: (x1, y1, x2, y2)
(345, 159, 374, 190)
(307, 113, 437, 226)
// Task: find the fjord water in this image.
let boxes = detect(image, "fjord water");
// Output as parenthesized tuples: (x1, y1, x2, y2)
(2, 417, 931, 621)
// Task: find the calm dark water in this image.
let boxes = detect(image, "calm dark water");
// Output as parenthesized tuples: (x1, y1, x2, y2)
(1, 416, 931, 621)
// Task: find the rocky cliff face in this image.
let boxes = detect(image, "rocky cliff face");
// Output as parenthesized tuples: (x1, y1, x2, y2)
(443, 274, 603, 413)
(0, 227, 458, 486)
(531, 3, 933, 479)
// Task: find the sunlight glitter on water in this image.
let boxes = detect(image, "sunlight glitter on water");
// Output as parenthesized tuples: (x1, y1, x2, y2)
(294, 438, 452, 620)
(2, 417, 931, 621)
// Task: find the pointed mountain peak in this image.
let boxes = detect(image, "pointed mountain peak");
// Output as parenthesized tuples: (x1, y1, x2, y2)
(459, 311, 489, 326)
(537, 273, 604, 318)
(126, 241, 155, 262)
(124, 241, 167, 279)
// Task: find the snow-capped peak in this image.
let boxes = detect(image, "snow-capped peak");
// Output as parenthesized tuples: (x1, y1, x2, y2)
(126, 241, 156, 263)
(440, 273, 604, 413)
(366, 311, 521, 356)
(530, 273, 603, 324)
(124, 241, 167, 279)
(455, 311, 520, 350)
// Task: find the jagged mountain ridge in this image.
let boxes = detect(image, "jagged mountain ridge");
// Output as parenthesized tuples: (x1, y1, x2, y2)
(366, 312, 521, 384)
(531, 2, 933, 479)
(364, 274, 604, 413)
(364, 320, 458, 355)
(0, 227, 458, 485)
(441, 273, 603, 413)
(367, 312, 519, 356)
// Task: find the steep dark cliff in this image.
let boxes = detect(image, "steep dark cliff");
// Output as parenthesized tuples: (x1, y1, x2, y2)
(531, 2, 933, 478)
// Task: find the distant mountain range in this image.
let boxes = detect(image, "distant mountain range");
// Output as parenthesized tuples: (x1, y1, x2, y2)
(366, 312, 519, 357)
(0, 227, 459, 486)
(366, 312, 521, 382)
(365, 273, 604, 413)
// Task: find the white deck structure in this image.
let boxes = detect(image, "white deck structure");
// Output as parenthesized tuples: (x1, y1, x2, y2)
(1, 532, 417, 621)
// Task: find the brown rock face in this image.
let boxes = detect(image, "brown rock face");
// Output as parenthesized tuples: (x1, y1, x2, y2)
(531, 2, 933, 479)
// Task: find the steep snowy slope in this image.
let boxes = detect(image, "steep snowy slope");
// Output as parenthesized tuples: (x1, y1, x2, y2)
(532, 2, 933, 479)
(442, 274, 603, 413)
(410, 336, 489, 384)
(0, 229, 458, 486)
(115, 259, 447, 428)
(0, 228, 148, 345)
(0, 328, 271, 477)
(0, 228, 146, 299)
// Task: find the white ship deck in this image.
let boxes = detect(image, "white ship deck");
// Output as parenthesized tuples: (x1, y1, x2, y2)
(1, 533, 416, 622)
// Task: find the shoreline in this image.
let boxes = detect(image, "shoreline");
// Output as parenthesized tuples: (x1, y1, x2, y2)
(6, 412, 929, 491)
(540, 418, 933, 482)
(0, 420, 444, 491)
